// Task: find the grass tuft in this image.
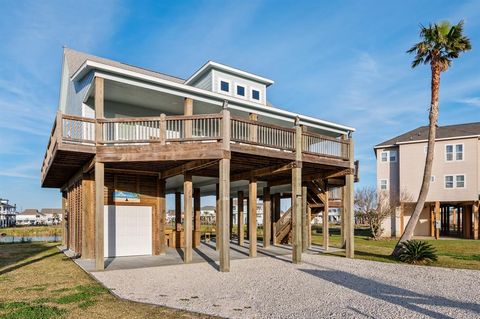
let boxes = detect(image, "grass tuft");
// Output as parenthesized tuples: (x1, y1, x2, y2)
(1, 304, 65, 319)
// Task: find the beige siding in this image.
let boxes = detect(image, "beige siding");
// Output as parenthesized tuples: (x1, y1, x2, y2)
(399, 138, 479, 202)
(376, 146, 400, 202)
(402, 205, 430, 236)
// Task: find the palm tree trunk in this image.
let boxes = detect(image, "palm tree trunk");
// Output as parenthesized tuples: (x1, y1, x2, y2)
(392, 61, 441, 256)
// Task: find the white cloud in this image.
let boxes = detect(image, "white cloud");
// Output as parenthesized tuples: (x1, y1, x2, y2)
(457, 97, 480, 107)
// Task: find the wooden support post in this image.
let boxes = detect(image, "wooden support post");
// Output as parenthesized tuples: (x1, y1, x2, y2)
(323, 187, 329, 251)
(158, 179, 166, 254)
(230, 197, 234, 240)
(193, 188, 201, 248)
(473, 202, 479, 240)
(292, 123, 303, 264)
(94, 162, 104, 270)
(272, 194, 280, 245)
(263, 187, 271, 248)
(246, 196, 250, 238)
(249, 113, 258, 143)
(340, 186, 346, 248)
(301, 186, 308, 251)
(81, 175, 95, 259)
(184, 98, 193, 139)
(219, 159, 230, 271)
(435, 201, 440, 239)
(345, 138, 354, 259)
(430, 204, 434, 237)
(61, 192, 67, 247)
(94, 76, 104, 270)
(238, 191, 244, 246)
(219, 106, 231, 272)
(307, 205, 312, 247)
(184, 174, 193, 263)
(216, 183, 220, 251)
(175, 192, 182, 229)
(249, 178, 257, 257)
(464, 205, 472, 239)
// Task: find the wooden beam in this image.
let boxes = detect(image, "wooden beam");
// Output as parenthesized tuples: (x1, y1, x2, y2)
(229, 197, 234, 240)
(238, 191, 244, 246)
(161, 159, 217, 180)
(345, 138, 354, 259)
(230, 163, 295, 182)
(175, 192, 182, 231)
(249, 178, 257, 257)
(301, 186, 308, 252)
(94, 162, 104, 270)
(473, 202, 479, 240)
(184, 98, 193, 139)
(184, 173, 193, 263)
(435, 201, 440, 239)
(94, 77, 104, 146)
(216, 183, 220, 251)
(292, 124, 303, 264)
(272, 194, 280, 245)
(323, 187, 329, 251)
(307, 205, 312, 248)
(81, 175, 95, 259)
(61, 192, 67, 247)
(219, 158, 230, 272)
(194, 188, 201, 248)
(263, 187, 271, 248)
(158, 179, 166, 254)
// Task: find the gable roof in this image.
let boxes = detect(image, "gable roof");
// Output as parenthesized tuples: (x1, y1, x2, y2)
(185, 61, 274, 86)
(375, 122, 480, 148)
(19, 209, 40, 216)
(64, 48, 185, 84)
(40, 208, 62, 215)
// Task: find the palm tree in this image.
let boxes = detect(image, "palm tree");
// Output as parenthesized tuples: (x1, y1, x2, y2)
(392, 20, 471, 256)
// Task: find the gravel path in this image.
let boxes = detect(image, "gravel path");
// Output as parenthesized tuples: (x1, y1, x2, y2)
(93, 254, 480, 318)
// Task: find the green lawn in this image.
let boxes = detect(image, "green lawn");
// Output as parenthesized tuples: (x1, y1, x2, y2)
(0, 242, 215, 319)
(311, 226, 480, 270)
(0, 225, 62, 237)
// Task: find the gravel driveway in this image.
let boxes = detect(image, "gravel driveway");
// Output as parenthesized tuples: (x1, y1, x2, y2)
(93, 253, 480, 318)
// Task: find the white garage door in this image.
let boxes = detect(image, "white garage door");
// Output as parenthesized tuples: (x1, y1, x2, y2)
(104, 205, 152, 257)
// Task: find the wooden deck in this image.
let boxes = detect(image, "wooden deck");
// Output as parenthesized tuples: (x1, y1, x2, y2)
(41, 111, 352, 188)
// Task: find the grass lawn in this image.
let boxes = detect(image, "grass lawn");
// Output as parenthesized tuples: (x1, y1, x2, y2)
(311, 226, 480, 270)
(0, 242, 215, 319)
(0, 225, 62, 237)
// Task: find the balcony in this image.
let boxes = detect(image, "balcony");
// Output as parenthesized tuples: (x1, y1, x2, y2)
(41, 111, 352, 187)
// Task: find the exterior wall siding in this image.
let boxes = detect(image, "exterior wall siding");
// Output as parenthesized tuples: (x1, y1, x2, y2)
(212, 69, 267, 105)
(190, 71, 212, 91)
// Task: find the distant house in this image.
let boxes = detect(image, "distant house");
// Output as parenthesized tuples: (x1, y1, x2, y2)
(40, 208, 63, 225)
(0, 198, 17, 228)
(16, 209, 42, 226)
(375, 122, 480, 239)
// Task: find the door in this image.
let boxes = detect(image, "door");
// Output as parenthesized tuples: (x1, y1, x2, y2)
(104, 205, 152, 257)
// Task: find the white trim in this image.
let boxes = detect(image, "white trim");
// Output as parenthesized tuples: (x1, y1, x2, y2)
(218, 78, 231, 93)
(380, 150, 397, 163)
(394, 135, 479, 145)
(443, 174, 466, 189)
(445, 143, 464, 162)
(379, 179, 388, 191)
(251, 88, 261, 102)
(234, 82, 247, 99)
(184, 61, 274, 86)
(79, 65, 355, 133)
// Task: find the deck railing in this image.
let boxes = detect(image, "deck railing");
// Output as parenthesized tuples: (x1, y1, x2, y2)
(302, 131, 349, 159)
(42, 112, 351, 177)
(231, 117, 296, 151)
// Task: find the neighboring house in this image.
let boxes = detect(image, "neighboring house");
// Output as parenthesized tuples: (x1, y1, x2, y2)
(40, 208, 63, 225)
(16, 209, 42, 226)
(0, 199, 17, 228)
(40, 48, 356, 271)
(375, 122, 480, 239)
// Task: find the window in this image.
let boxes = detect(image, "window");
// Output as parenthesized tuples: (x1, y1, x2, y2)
(220, 80, 229, 92)
(236, 85, 245, 96)
(252, 89, 260, 100)
(380, 150, 396, 162)
(456, 175, 465, 188)
(455, 144, 463, 160)
(379, 179, 388, 191)
(431, 175, 435, 182)
(446, 144, 463, 161)
(445, 145, 453, 161)
(389, 150, 397, 162)
(381, 152, 388, 162)
(445, 175, 454, 189)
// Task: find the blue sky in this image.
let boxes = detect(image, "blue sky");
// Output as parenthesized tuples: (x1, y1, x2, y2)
(0, 0, 479, 211)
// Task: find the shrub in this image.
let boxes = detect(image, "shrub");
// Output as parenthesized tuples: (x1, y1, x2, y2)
(398, 240, 438, 264)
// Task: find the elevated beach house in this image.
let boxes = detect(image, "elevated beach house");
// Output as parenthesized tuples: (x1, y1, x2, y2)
(375, 123, 480, 240)
(41, 49, 356, 271)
